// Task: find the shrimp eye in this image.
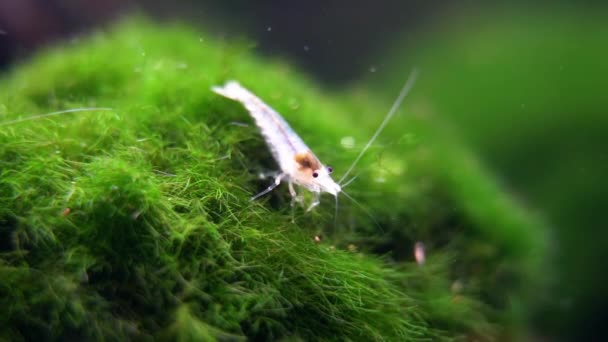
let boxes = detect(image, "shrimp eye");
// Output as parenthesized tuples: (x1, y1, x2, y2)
(312, 171, 319, 178)
(327, 166, 333, 174)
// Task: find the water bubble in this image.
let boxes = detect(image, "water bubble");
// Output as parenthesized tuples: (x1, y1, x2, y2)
(340, 136, 355, 149)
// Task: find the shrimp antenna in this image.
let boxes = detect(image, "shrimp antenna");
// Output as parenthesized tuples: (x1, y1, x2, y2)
(341, 190, 383, 233)
(341, 174, 359, 189)
(334, 195, 339, 228)
(0, 107, 113, 127)
(338, 69, 419, 185)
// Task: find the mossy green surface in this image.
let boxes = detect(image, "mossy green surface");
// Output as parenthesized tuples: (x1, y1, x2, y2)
(1, 19, 546, 340)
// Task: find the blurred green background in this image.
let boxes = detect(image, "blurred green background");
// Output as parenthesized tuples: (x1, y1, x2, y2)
(373, 8, 608, 340)
(1, 1, 606, 340)
(375, 8, 608, 340)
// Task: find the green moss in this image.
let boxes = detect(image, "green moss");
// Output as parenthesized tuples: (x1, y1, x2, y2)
(0, 18, 546, 340)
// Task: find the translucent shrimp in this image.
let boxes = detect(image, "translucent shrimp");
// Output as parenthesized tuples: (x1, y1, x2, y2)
(212, 69, 418, 212)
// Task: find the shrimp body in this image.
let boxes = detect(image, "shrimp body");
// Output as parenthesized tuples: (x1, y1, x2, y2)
(212, 81, 340, 209)
(212, 70, 417, 211)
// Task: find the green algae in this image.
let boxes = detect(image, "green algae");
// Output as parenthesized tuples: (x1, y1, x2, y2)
(0, 18, 546, 340)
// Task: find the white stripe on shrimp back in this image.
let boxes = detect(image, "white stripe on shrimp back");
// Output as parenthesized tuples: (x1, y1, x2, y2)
(212, 81, 310, 172)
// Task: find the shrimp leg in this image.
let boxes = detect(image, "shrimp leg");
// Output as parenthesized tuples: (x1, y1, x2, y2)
(251, 173, 285, 201)
(306, 193, 321, 212)
(288, 181, 305, 205)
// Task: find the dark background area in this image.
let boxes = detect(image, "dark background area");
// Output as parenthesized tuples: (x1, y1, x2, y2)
(0, 1, 602, 82)
(1, 1, 607, 340)
(0, 1, 522, 82)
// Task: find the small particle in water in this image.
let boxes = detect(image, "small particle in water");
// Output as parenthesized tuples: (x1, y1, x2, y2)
(141, 52, 146, 57)
(230, 121, 249, 127)
(414, 242, 425, 265)
(153, 169, 176, 177)
(451, 280, 463, 293)
(347, 244, 358, 253)
(303, 45, 310, 52)
(266, 26, 272, 32)
(199, 37, 204, 42)
(110, 185, 119, 191)
(369, 65, 377, 73)
(313, 235, 322, 243)
(131, 210, 142, 220)
(0, 29, 6, 35)
(61, 208, 71, 217)
(176, 62, 188, 69)
(340, 136, 355, 149)
(288, 98, 300, 110)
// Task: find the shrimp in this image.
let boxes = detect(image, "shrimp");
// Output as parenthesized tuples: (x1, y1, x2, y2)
(212, 69, 418, 212)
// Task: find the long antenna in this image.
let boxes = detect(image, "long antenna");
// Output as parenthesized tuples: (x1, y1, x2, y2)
(0, 107, 113, 127)
(341, 174, 359, 189)
(341, 190, 383, 233)
(338, 69, 419, 184)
